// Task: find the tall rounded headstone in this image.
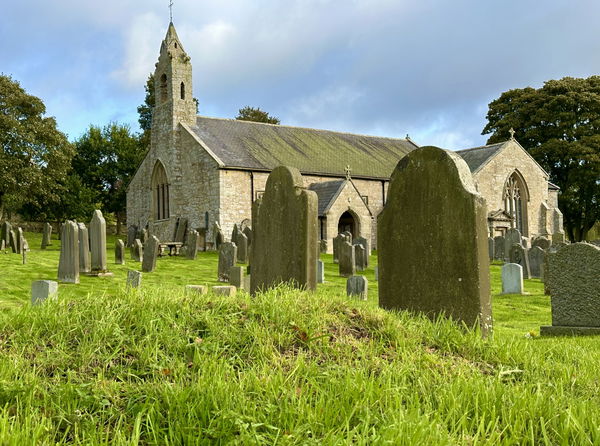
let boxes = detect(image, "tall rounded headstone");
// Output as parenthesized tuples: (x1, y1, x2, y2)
(501, 263, 523, 294)
(90, 210, 108, 273)
(77, 223, 91, 273)
(141, 235, 159, 273)
(41, 222, 52, 249)
(218, 242, 237, 282)
(378, 146, 492, 336)
(58, 221, 80, 283)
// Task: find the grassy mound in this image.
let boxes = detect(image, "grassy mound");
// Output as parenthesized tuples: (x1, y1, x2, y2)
(0, 285, 599, 444)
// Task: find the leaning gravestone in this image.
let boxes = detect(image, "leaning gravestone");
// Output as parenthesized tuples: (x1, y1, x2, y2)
(218, 242, 237, 282)
(58, 221, 80, 284)
(31, 280, 59, 305)
(532, 236, 551, 251)
(541, 243, 600, 335)
(8, 230, 17, 253)
(509, 243, 531, 279)
(90, 210, 109, 274)
(528, 246, 545, 278)
(131, 239, 143, 262)
(504, 228, 522, 260)
(354, 244, 367, 271)
(236, 231, 249, 264)
(250, 166, 318, 295)
(501, 263, 523, 294)
(346, 275, 368, 300)
(78, 223, 91, 274)
(41, 222, 52, 249)
(141, 235, 159, 273)
(378, 146, 492, 336)
(339, 241, 355, 277)
(186, 229, 199, 260)
(115, 239, 125, 265)
(15, 227, 23, 254)
(493, 236, 505, 261)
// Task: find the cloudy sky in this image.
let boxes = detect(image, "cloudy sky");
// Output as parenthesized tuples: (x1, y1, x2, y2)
(2, 0, 600, 149)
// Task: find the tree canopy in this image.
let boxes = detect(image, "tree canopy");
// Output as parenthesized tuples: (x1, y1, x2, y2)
(482, 76, 600, 241)
(235, 106, 280, 124)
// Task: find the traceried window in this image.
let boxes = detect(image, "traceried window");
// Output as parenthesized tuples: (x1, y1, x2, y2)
(503, 172, 527, 235)
(152, 161, 170, 220)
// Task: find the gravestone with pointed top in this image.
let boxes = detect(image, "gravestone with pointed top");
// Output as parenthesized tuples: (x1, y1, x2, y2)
(502, 263, 523, 294)
(58, 221, 79, 283)
(218, 242, 237, 282)
(8, 230, 16, 253)
(213, 222, 224, 250)
(115, 239, 125, 265)
(141, 235, 159, 272)
(127, 225, 137, 247)
(77, 223, 91, 273)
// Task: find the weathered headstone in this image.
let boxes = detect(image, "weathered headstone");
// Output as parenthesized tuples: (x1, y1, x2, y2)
(127, 225, 138, 247)
(186, 229, 199, 260)
(509, 243, 531, 279)
(353, 236, 370, 266)
(115, 239, 125, 265)
(317, 260, 325, 283)
(141, 235, 159, 273)
(528, 246, 545, 278)
(0, 221, 11, 247)
(15, 227, 23, 254)
(218, 242, 237, 282)
(319, 240, 327, 254)
(8, 230, 16, 253)
(521, 237, 529, 248)
(541, 243, 600, 335)
(58, 221, 80, 283)
(185, 285, 207, 295)
(488, 237, 494, 261)
(333, 233, 346, 264)
(212, 285, 237, 296)
(213, 222, 224, 250)
(77, 223, 91, 274)
(346, 276, 368, 300)
(231, 224, 239, 246)
(354, 244, 367, 271)
(339, 241, 355, 277)
(139, 228, 148, 244)
(532, 236, 551, 251)
(229, 265, 245, 289)
(41, 222, 52, 249)
(90, 210, 108, 274)
(342, 231, 353, 244)
(493, 236, 505, 261)
(552, 232, 565, 244)
(174, 218, 188, 243)
(501, 263, 523, 294)
(131, 239, 143, 262)
(31, 280, 58, 305)
(236, 231, 249, 264)
(378, 146, 492, 336)
(126, 270, 142, 289)
(504, 228, 522, 260)
(243, 226, 253, 246)
(21, 238, 27, 264)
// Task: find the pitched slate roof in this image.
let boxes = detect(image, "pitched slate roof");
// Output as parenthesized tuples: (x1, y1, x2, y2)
(190, 117, 418, 179)
(308, 180, 345, 216)
(455, 142, 506, 173)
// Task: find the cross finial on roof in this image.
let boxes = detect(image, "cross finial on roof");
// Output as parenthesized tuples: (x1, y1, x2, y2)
(509, 128, 515, 139)
(169, 0, 174, 22)
(345, 165, 352, 180)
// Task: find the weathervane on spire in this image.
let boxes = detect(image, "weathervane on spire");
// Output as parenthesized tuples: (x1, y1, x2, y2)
(345, 165, 352, 180)
(169, 0, 174, 22)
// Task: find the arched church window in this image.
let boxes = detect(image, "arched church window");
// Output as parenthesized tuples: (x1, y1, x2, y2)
(152, 161, 170, 220)
(160, 74, 168, 102)
(503, 172, 528, 235)
(180, 82, 185, 100)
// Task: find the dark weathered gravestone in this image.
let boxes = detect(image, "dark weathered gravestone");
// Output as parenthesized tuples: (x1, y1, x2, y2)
(90, 210, 108, 274)
(521, 237, 529, 248)
(139, 228, 148, 244)
(0, 221, 11, 247)
(532, 236, 551, 251)
(174, 218, 188, 243)
(77, 223, 91, 273)
(541, 243, 600, 335)
(213, 222, 224, 251)
(115, 239, 125, 265)
(493, 236, 505, 261)
(333, 234, 345, 264)
(342, 231, 353, 244)
(528, 246, 545, 278)
(354, 244, 366, 271)
(243, 226, 253, 247)
(8, 230, 17, 253)
(126, 270, 142, 289)
(346, 275, 368, 300)
(378, 146, 492, 336)
(353, 236, 370, 266)
(41, 222, 52, 249)
(218, 242, 237, 282)
(319, 240, 327, 254)
(58, 221, 80, 284)
(504, 228, 522, 260)
(186, 229, 199, 260)
(231, 224, 239, 246)
(229, 265, 245, 289)
(236, 231, 249, 264)
(317, 260, 325, 283)
(131, 239, 143, 262)
(509, 243, 530, 279)
(127, 225, 138, 247)
(31, 280, 58, 305)
(339, 241, 355, 277)
(488, 237, 494, 261)
(501, 263, 523, 294)
(15, 227, 23, 254)
(250, 166, 318, 295)
(21, 238, 27, 264)
(141, 235, 159, 273)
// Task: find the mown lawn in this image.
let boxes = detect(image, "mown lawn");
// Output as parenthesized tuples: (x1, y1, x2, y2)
(0, 231, 598, 444)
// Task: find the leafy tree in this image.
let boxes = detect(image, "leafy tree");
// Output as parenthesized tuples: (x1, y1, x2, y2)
(483, 77, 600, 241)
(72, 123, 145, 233)
(0, 74, 74, 219)
(235, 106, 280, 124)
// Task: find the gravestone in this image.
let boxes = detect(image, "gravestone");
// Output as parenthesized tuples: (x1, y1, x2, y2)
(186, 229, 199, 260)
(126, 270, 142, 289)
(339, 241, 355, 277)
(504, 228, 522, 260)
(319, 240, 327, 254)
(243, 226, 253, 247)
(141, 235, 159, 273)
(15, 227, 23, 254)
(41, 222, 52, 249)
(131, 239, 143, 262)
(378, 146, 492, 336)
(493, 236, 505, 261)
(528, 246, 545, 278)
(333, 234, 346, 264)
(552, 232, 565, 244)
(8, 230, 16, 253)
(139, 228, 148, 244)
(90, 210, 108, 274)
(354, 244, 367, 271)
(521, 237, 529, 248)
(488, 237, 494, 261)
(346, 276, 368, 300)
(212, 285, 237, 296)
(31, 280, 58, 305)
(509, 243, 531, 279)
(353, 236, 370, 266)
(58, 220, 80, 283)
(236, 231, 249, 263)
(0, 221, 11, 247)
(77, 223, 91, 273)
(218, 242, 237, 282)
(115, 239, 125, 265)
(342, 231, 353, 244)
(127, 225, 137, 247)
(213, 222, 224, 250)
(541, 243, 600, 335)
(231, 224, 239, 246)
(185, 285, 207, 295)
(501, 263, 523, 294)
(250, 166, 318, 295)
(229, 266, 245, 289)
(532, 236, 551, 251)
(174, 218, 188, 243)
(317, 260, 325, 283)
(21, 238, 27, 264)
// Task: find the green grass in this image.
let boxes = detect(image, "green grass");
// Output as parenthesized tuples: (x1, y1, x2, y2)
(0, 232, 598, 444)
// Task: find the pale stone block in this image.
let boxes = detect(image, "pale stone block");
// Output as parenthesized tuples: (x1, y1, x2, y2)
(31, 280, 58, 305)
(502, 263, 523, 294)
(212, 285, 237, 296)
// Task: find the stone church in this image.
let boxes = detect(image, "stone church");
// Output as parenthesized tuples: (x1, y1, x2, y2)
(126, 23, 563, 252)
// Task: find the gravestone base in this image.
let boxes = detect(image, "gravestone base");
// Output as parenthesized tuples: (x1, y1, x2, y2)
(540, 325, 600, 336)
(86, 271, 114, 277)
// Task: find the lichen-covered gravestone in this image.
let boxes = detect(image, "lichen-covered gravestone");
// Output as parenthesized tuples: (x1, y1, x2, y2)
(127, 270, 142, 289)
(541, 243, 600, 335)
(218, 242, 237, 282)
(333, 234, 346, 264)
(0, 221, 11, 248)
(77, 223, 91, 273)
(346, 275, 368, 300)
(236, 231, 249, 264)
(90, 210, 109, 274)
(127, 225, 137, 247)
(115, 239, 125, 265)
(339, 241, 355, 278)
(353, 236, 370, 266)
(141, 235, 159, 273)
(41, 222, 52, 249)
(378, 146, 492, 336)
(532, 236, 551, 251)
(528, 246, 545, 278)
(494, 237, 505, 261)
(502, 263, 523, 294)
(131, 239, 143, 262)
(509, 243, 531, 279)
(354, 244, 367, 271)
(250, 166, 318, 295)
(58, 221, 80, 284)
(504, 229, 522, 261)
(186, 229, 199, 260)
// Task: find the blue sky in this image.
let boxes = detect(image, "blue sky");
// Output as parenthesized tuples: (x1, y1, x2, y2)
(2, 0, 600, 149)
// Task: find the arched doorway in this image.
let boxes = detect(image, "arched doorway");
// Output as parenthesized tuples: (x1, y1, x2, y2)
(151, 160, 170, 220)
(503, 171, 529, 236)
(338, 211, 358, 237)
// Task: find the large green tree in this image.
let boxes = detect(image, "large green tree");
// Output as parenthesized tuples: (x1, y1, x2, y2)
(235, 106, 280, 124)
(0, 75, 74, 219)
(483, 76, 600, 241)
